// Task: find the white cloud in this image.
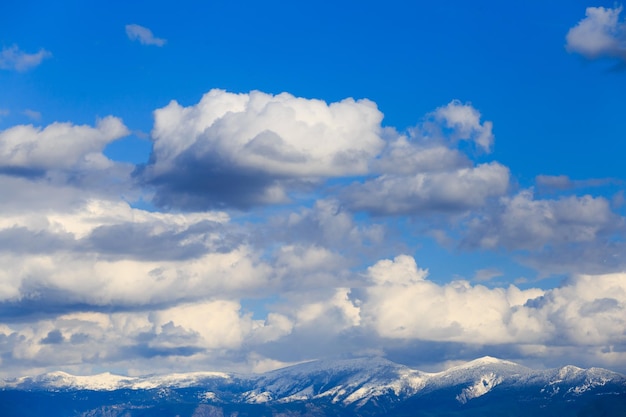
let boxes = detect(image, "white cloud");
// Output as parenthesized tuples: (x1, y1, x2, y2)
(3, 250, 626, 375)
(0, 45, 51, 71)
(0, 299, 294, 377)
(0, 198, 272, 307)
(373, 135, 470, 176)
(358, 255, 626, 362)
(0, 116, 129, 174)
(342, 100, 505, 216)
(141, 89, 384, 209)
(125, 24, 167, 46)
(346, 162, 509, 215)
(432, 100, 494, 152)
(566, 5, 626, 60)
(473, 268, 503, 282)
(359, 255, 544, 344)
(22, 109, 41, 121)
(462, 190, 620, 251)
(268, 199, 385, 256)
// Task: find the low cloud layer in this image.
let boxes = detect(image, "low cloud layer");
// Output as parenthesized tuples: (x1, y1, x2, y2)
(2, 254, 626, 377)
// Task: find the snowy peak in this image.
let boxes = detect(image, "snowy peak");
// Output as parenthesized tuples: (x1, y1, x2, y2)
(2, 356, 624, 409)
(246, 356, 427, 406)
(441, 356, 529, 374)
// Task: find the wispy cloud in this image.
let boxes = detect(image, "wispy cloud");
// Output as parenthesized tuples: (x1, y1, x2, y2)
(0, 45, 51, 72)
(125, 24, 167, 46)
(566, 5, 626, 60)
(22, 109, 41, 121)
(536, 174, 618, 192)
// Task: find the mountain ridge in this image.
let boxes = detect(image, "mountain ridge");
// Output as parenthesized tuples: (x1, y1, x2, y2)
(2, 356, 625, 417)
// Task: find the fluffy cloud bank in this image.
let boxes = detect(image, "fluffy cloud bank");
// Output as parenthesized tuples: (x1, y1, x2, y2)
(0, 198, 271, 310)
(1, 88, 625, 377)
(566, 5, 626, 60)
(358, 256, 626, 351)
(2, 254, 626, 377)
(138, 90, 506, 213)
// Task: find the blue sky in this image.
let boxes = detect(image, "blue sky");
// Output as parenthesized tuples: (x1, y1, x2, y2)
(1, 1, 626, 377)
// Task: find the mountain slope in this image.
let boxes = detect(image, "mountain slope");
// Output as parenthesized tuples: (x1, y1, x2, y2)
(1, 356, 625, 417)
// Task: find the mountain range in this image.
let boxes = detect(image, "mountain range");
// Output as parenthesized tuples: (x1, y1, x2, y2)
(2, 356, 625, 416)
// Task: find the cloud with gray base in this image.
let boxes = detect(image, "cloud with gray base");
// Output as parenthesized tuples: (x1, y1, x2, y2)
(566, 5, 626, 60)
(462, 190, 621, 252)
(343, 101, 506, 216)
(138, 89, 385, 210)
(125, 24, 167, 46)
(139, 90, 505, 214)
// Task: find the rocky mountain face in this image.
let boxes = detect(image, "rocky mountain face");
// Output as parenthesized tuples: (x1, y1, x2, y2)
(2, 357, 625, 416)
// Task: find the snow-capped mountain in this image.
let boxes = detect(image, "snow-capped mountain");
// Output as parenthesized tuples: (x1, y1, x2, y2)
(2, 356, 625, 416)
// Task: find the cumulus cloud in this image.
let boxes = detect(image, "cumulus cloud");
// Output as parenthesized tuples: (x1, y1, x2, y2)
(462, 190, 621, 251)
(358, 255, 544, 344)
(0, 299, 294, 377)
(2, 251, 626, 376)
(345, 162, 509, 215)
(431, 100, 494, 152)
(372, 135, 470, 176)
(355, 255, 626, 370)
(566, 5, 626, 60)
(0, 117, 129, 178)
(262, 199, 386, 259)
(125, 24, 167, 46)
(341, 100, 505, 216)
(0, 45, 51, 71)
(0, 198, 274, 312)
(139, 89, 384, 209)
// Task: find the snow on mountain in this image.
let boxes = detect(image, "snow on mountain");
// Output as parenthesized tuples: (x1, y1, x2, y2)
(534, 364, 623, 398)
(0, 370, 231, 391)
(422, 356, 532, 401)
(243, 357, 427, 406)
(455, 372, 503, 404)
(1, 355, 624, 409)
(0, 371, 136, 391)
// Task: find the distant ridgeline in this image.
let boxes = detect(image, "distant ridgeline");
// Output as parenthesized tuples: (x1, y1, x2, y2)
(2, 357, 626, 417)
